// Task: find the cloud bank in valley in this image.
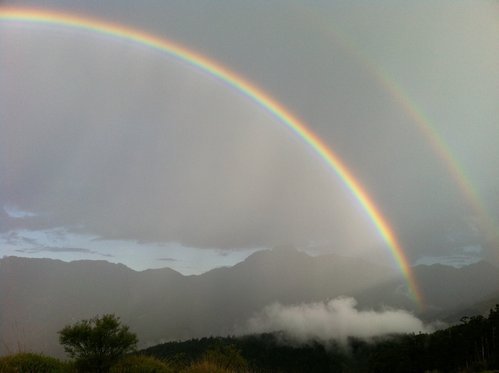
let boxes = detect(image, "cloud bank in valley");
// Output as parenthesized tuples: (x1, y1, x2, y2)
(245, 297, 430, 344)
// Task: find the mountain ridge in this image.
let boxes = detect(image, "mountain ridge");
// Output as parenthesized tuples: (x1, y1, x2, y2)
(1, 252, 498, 357)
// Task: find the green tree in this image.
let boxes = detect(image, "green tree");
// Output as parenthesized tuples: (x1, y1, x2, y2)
(58, 314, 138, 373)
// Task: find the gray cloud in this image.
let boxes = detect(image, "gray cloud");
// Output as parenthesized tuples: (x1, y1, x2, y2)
(243, 297, 431, 344)
(15, 247, 113, 257)
(3, 205, 37, 219)
(1, 1, 497, 261)
(2, 231, 38, 246)
(0, 26, 377, 253)
(156, 257, 178, 262)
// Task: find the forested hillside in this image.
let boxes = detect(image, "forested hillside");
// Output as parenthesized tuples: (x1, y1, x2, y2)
(143, 305, 499, 373)
(3, 254, 499, 356)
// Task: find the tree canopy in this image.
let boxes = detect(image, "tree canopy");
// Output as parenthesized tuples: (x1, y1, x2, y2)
(58, 314, 138, 372)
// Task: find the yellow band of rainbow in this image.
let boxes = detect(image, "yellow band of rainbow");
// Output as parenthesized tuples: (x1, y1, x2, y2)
(0, 7, 424, 307)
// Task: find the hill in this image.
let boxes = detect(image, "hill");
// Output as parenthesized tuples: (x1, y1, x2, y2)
(142, 304, 499, 372)
(1, 250, 499, 357)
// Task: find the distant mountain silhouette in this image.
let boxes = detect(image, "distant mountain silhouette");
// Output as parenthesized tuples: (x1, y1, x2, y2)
(1, 250, 498, 357)
(355, 261, 499, 321)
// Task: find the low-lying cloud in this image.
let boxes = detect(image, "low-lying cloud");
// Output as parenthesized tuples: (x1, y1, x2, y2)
(245, 297, 430, 344)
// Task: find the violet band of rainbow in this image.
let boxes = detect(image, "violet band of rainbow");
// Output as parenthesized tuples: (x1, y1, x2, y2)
(0, 7, 425, 307)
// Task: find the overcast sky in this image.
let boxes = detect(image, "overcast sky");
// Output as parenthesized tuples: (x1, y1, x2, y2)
(1, 1, 498, 273)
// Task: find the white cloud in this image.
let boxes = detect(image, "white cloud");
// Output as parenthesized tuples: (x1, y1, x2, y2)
(244, 297, 430, 344)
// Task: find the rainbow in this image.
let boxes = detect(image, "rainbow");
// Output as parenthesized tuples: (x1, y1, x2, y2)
(296, 4, 499, 266)
(299, 6, 499, 255)
(379, 77, 499, 248)
(0, 7, 424, 306)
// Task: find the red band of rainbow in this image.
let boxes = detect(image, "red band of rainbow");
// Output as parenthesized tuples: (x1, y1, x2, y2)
(0, 7, 424, 307)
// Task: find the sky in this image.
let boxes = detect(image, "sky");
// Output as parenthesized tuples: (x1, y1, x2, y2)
(0, 0, 498, 274)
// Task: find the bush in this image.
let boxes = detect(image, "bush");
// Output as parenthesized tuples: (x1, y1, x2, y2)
(181, 360, 238, 373)
(110, 355, 173, 373)
(59, 314, 138, 372)
(180, 345, 249, 373)
(0, 352, 69, 372)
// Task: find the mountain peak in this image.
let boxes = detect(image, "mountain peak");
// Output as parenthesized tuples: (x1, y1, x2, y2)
(240, 247, 310, 265)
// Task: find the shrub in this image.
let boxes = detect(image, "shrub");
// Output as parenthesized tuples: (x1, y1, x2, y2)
(59, 314, 137, 372)
(110, 355, 173, 373)
(181, 360, 238, 373)
(0, 352, 69, 373)
(180, 345, 249, 373)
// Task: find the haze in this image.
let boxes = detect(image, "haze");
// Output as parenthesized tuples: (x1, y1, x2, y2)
(1, 1, 499, 362)
(1, 1, 497, 273)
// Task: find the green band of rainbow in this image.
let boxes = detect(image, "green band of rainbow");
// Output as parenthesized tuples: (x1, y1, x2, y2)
(379, 78, 499, 251)
(0, 7, 424, 306)
(299, 5, 499, 256)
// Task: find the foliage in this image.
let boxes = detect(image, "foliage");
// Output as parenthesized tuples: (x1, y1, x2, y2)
(142, 304, 499, 373)
(144, 334, 346, 372)
(180, 359, 241, 373)
(4, 305, 499, 372)
(58, 314, 138, 372)
(147, 342, 250, 372)
(0, 352, 69, 373)
(201, 345, 248, 372)
(109, 355, 173, 373)
(366, 304, 499, 373)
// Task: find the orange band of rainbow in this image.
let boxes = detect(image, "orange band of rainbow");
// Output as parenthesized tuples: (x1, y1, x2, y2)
(0, 7, 424, 307)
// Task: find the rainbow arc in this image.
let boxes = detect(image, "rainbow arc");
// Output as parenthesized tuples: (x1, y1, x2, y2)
(0, 7, 424, 306)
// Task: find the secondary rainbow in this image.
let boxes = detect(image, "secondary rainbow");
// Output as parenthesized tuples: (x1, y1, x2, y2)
(381, 77, 499, 248)
(334, 25, 499, 249)
(0, 7, 424, 306)
(299, 5, 499, 252)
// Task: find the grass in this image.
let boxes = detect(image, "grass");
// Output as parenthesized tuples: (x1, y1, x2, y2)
(0, 353, 243, 373)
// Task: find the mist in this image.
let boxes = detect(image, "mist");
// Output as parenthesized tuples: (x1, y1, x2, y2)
(0, 2, 498, 371)
(1, 1, 498, 270)
(244, 297, 431, 344)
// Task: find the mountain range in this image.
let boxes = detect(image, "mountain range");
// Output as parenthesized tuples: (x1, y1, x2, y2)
(1, 249, 498, 357)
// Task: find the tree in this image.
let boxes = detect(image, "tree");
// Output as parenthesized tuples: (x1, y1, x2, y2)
(58, 314, 138, 372)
